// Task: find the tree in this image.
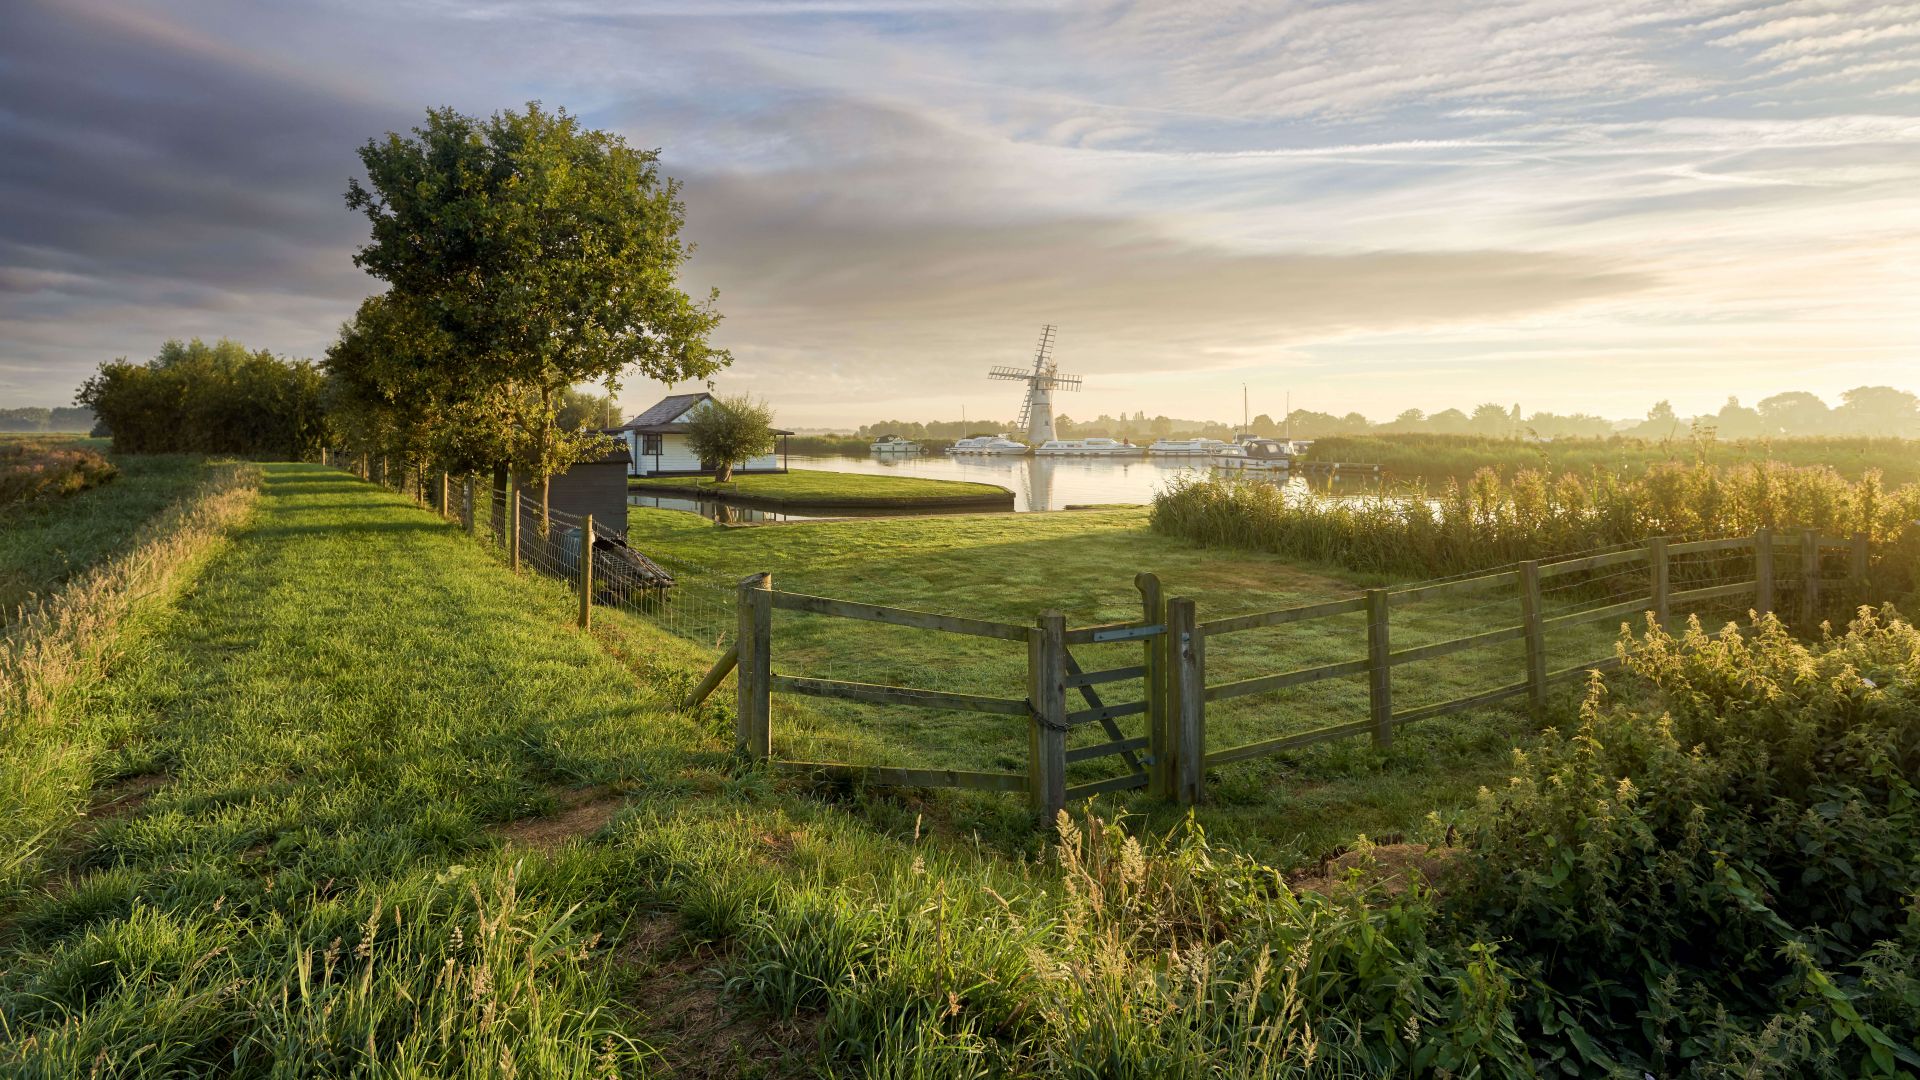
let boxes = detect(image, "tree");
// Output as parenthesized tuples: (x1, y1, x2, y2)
(1428, 408, 1470, 434)
(78, 338, 329, 458)
(346, 102, 730, 531)
(1470, 402, 1511, 435)
(557, 387, 619, 431)
(1834, 386, 1919, 436)
(1756, 391, 1829, 436)
(685, 395, 775, 482)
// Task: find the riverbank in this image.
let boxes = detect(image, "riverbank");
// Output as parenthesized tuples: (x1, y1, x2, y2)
(630, 467, 1014, 509)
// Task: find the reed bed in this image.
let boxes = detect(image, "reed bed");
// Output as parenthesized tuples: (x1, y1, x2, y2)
(1308, 433, 1920, 486)
(1152, 461, 1920, 578)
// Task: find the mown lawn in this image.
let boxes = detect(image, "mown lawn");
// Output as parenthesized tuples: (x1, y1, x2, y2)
(1, 441, 209, 624)
(630, 468, 1012, 507)
(622, 506, 1692, 857)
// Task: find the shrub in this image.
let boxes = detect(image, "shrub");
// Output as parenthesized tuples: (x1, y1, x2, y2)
(1447, 610, 1920, 1076)
(0, 444, 117, 505)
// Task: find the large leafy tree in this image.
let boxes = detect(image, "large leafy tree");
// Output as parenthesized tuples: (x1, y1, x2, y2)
(345, 102, 730, 529)
(684, 395, 776, 483)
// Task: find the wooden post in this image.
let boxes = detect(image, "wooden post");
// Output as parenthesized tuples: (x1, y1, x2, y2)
(736, 573, 773, 760)
(1027, 611, 1069, 821)
(320, 447, 328, 467)
(463, 476, 476, 536)
(1366, 589, 1392, 749)
(1135, 572, 1173, 800)
(1755, 528, 1774, 616)
(506, 474, 520, 573)
(1649, 536, 1671, 629)
(578, 513, 594, 629)
(1167, 596, 1205, 805)
(1520, 561, 1548, 713)
(439, 472, 450, 517)
(1801, 528, 1821, 628)
(1850, 531, 1870, 603)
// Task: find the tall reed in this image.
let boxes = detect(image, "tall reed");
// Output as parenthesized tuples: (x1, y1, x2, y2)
(1151, 462, 1920, 578)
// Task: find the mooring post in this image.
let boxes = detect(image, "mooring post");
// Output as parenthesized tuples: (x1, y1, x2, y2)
(578, 513, 595, 629)
(1754, 528, 1774, 616)
(1366, 589, 1392, 749)
(736, 572, 773, 760)
(1166, 596, 1205, 805)
(1520, 560, 1548, 713)
(1027, 611, 1069, 821)
(1801, 528, 1821, 628)
(1135, 572, 1172, 800)
(507, 474, 520, 573)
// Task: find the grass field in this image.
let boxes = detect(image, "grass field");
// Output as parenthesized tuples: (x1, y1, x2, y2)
(0, 439, 210, 625)
(621, 505, 1696, 857)
(630, 468, 1013, 508)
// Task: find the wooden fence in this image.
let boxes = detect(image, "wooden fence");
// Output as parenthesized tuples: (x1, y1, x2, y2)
(688, 528, 1877, 820)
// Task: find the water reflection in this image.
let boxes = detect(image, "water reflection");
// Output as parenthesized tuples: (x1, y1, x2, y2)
(632, 454, 1387, 521)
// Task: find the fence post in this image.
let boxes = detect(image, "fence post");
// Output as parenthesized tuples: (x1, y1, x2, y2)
(1135, 572, 1173, 800)
(1166, 596, 1205, 805)
(439, 472, 449, 517)
(463, 476, 475, 536)
(507, 475, 520, 573)
(320, 447, 328, 467)
(1027, 610, 1068, 820)
(1801, 528, 1821, 628)
(736, 572, 773, 760)
(1649, 536, 1671, 629)
(1754, 528, 1774, 616)
(1850, 531, 1870, 603)
(578, 513, 594, 629)
(1366, 589, 1392, 749)
(1520, 561, 1548, 713)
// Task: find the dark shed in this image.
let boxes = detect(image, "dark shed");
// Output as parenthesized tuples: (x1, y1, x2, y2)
(523, 438, 632, 535)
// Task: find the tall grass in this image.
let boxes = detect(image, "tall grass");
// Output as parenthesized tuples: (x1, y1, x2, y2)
(1153, 461, 1920, 578)
(1308, 433, 1920, 486)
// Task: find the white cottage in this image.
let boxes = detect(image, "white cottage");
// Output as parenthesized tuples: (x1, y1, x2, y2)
(617, 392, 792, 478)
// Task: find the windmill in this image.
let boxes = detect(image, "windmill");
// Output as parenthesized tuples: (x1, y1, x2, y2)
(989, 325, 1082, 445)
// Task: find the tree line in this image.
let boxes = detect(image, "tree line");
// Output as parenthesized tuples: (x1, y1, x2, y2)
(0, 407, 95, 433)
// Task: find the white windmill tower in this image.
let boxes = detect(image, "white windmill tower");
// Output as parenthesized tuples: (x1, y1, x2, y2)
(989, 325, 1082, 445)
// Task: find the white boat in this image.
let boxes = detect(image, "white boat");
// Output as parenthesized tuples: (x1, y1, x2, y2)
(870, 435, 922, 453)
(945, 434, 1029, 455)
(1146, 438, 1227, 457)
(1212, 437, 1294, 472)
(1034, 438, 1146, 457)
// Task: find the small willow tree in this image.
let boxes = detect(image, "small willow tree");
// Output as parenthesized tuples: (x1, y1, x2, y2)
(345, 102, 730, 532)
(684, 395, 776, 483)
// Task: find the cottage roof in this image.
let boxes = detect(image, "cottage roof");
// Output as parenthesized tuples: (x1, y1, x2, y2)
(621, 392, 792, 436)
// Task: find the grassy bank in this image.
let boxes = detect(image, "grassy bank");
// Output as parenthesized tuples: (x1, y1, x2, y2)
(1309, 432, 1920, 485)
(631, 468, 1013, 509)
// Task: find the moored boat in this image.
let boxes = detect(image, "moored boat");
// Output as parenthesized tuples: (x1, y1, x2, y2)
(1146, 437, 1227, 456)
(946, 434, 1030, 455)
(1212, 437, 1294, 472)
(1034, 438, 1146, 457)
(870, 435, 923, 453)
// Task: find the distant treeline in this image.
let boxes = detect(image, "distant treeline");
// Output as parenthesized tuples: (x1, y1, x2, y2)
(0, 407, 95, 433)
(863, 385, 1920, 444)
(78, 339, 329, 459)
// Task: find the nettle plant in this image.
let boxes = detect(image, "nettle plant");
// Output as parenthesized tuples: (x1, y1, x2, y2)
(1447, 609, 1920, 1076)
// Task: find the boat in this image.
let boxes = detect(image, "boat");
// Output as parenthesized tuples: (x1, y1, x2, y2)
(945, 434, 1029, 455)
(869, 435, 922, 453)
(1033, 438, 1146, 457)
(1212, 437, 1295, 472)
(1146, 437, 1227, 457)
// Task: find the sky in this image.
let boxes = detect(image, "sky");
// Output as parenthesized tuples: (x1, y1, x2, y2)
(2, 0, 1918, 429)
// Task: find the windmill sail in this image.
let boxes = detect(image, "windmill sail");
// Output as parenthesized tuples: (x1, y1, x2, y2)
(988, 325, 1081, 444)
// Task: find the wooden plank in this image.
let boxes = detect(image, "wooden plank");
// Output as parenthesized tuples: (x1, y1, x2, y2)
(1367, 589, 1392, 748)
(1546, 656, 1623, 683)
(1536, 547, 1649, 579)
(770, 591, 1028, 641)
(772, 761, 1027, 792)
(1029, 612, 1069, 820)
(1649, 536, 1670, 628)
(1063, 622, 1164, 644)
(1063, 772, 1152, 799)
(1669, 536, 1752, 556)
(1541, 597, 1652, 632)
(1062, 650, 1146, 774)
(1851, 532, 1870, 595)
(1064, 699, 1147, 726)
(770, 674, 1028, 715)
(578, 512, 594, 629)
(1669, 579, 1756, 606)
(1205, 657, 1370, 702)
(1065, 665, 1146, 688)
(1390, 679, 1530, 727)
(1197, 595, 1367, 636)
(1136, 572, 1172, 800)
(1203, 719, 1375, 767)
(682, 643, 739, 710)
(736, 573, 772, 759)
(1066, 736, 1150, 764)
(1754, 527, 1774, 615)
(1388, 570, 1519, 607)
(1169, 597, 1205, 805)
(1387, 624, 1525, 667)
(1802, 528, 1821, 629)
(1520, 561, 1547, 713)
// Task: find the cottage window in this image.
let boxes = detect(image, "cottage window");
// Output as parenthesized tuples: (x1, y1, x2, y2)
(641, 434, 663, 456)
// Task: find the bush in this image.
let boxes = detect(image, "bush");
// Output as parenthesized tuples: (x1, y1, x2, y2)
(1447, 611, 1920, 1076)
(77, 338, 329, 458)
(0, 443, 117, 505)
